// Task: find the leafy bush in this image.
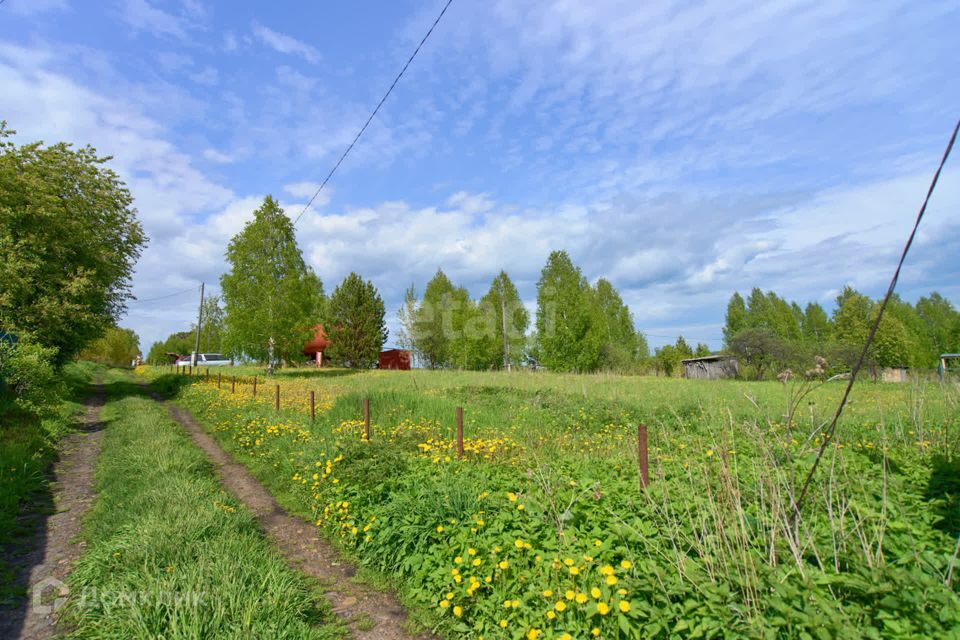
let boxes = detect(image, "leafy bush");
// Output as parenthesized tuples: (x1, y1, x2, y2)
(0, 337, 59, 413)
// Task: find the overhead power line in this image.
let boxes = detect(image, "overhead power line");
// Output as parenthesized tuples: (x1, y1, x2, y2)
(131, 285, 199, 304)
(291, 0, 455, 227)
(792, 118, 959, 521)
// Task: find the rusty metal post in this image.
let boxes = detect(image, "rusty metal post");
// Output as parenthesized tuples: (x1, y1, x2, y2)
(363, 398, 370, 441)
(252, 376, 257, 397)
(637, 424, 649, 489)
(456, 406, 464, 459)
(231, 376, 235, 393)
(275, 384, 280, 412)
(205, 367, 209, 381)
(309, 390, 315, 422)
(189, 365, 193, 376)
(217, 372, 221, 389)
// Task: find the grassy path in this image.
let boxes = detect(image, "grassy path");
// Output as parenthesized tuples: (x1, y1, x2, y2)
(0, 378, 105, 640)
(150, 383, 434, 640)
(60, 377, 345, 639)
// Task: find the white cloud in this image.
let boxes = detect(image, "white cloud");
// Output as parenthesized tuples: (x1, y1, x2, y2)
(118, 0, 191, 39)
(202, 147, 236, 163)
(251, 22, 321, 64)
(189, 66, 218, 86)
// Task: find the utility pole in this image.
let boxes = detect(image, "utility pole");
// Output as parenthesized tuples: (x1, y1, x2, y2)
(501, 294, 510, 371)
(193, 282, 204, 367)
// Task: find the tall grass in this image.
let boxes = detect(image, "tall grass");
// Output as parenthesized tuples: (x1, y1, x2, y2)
(154, 365, 960, 638)
(62, 379, 344, 639)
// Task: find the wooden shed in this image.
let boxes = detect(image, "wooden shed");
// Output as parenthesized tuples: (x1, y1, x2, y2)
(302, 325, 330, 367)
(378, 349, 411, 370)
(682, 355, 739, 380)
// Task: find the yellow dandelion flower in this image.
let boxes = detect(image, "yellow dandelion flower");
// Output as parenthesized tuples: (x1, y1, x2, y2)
(591, 587, 601, 599)
(597, 602, 610, 615)
(619, 600, 631, 613)
(605, 575, 617, 586)
(620, 559, 632, 570)
(439, 599, 450, 608)
(555, 601, 566, 612)
(453, 605, 463, 617)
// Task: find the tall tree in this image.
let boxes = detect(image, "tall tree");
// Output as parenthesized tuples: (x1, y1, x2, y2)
(79, 327, 141, 366)
(476, 271, 529, 370)
(325, 273, 387, 368)
(723, 292, 748, 347)
(192, 295, 226, 354)
(395, 285, 418, 352)
(535, 251, 602, 372)
(801, 302, 831, 346)
(147, 331, 195, 364)
(412, 270, 457, 368)
(220, 196, 324, 368)
(593, 278, 641, 371)
(0, 122, 147, 364)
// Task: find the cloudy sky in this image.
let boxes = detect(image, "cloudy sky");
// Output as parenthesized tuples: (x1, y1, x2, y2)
(2, 0, 958, 352)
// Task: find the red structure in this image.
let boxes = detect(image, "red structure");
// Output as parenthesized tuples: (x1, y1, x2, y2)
(378, 349, 411, 370)
(302, 325, 330, 367)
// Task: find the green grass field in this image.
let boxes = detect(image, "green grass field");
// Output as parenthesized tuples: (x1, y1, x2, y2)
(144, 364, 960, 639)
(63, 374, 344, 639)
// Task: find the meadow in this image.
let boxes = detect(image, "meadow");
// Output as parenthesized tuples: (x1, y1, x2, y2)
(142, 364, 960, 639)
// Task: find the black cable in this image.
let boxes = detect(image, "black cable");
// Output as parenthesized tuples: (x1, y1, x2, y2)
(291, 0, 455, 227)
(792, 118, 959, 520)
(131, 285, 199, 304)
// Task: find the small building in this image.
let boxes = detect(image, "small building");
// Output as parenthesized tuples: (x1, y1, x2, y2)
(378, 349, 411, 370)
(682, 355, 739, 380)
(302, 325, 330, 367)
(880, 367, 909, 383)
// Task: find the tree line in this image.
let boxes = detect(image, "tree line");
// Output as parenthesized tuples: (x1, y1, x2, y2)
(720, 287, 960, 379)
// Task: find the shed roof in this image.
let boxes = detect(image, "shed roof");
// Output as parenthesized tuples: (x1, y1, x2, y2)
(681, 355, 736, 364)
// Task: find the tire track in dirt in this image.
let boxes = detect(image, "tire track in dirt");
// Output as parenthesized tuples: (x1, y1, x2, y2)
(0, 381, 105, 640)
(149, 388, 436, 640)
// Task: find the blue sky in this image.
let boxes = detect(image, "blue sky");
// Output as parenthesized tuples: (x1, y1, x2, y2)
(1, 0, 958, 353)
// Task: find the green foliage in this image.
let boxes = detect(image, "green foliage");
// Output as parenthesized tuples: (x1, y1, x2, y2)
(146, 331, 195, 364)
(162, 365, 960, 639)
(476, 271, 529, 370)
(220, 196, 325, 365)
(0, 337, 59, 412)
(0, 122, 147, 364)
(594, 278, 644, 372)
(79, 326, 140, 367)
(723, 286, 959, 377)
(194, 295, 226, 354)
(411, 270, 457, 368)
(325, 273, 387, 368)
(535, 251, 603, 372)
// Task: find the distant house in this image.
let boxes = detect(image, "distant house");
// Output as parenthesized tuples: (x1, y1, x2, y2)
(682, 355, 739, 380)
(302, 325, 330, 367)
(378, 349, 411, 370)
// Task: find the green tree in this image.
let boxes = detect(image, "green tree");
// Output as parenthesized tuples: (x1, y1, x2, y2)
(593, 278, 642, 371)
(193, 295, 226, 354)
(917, 292, 960, 361)
(653, 344, 682, 377)
(146, 331, 195, 364)
(80, 327, 141, 366)
(694, 343, 712, 357)
(535, 251, 602, 372)
(801, 302, 831, 346)
(412, 270, 457, 368)
(0, 122, 147, 364)
(729, 328, 787, 380)
(723, 292, 748, 347)
(325, 273, 387, 368)
(476, 271, 529, 370)
(395, 285, 418, 354)
(220, 196, 324, 368)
